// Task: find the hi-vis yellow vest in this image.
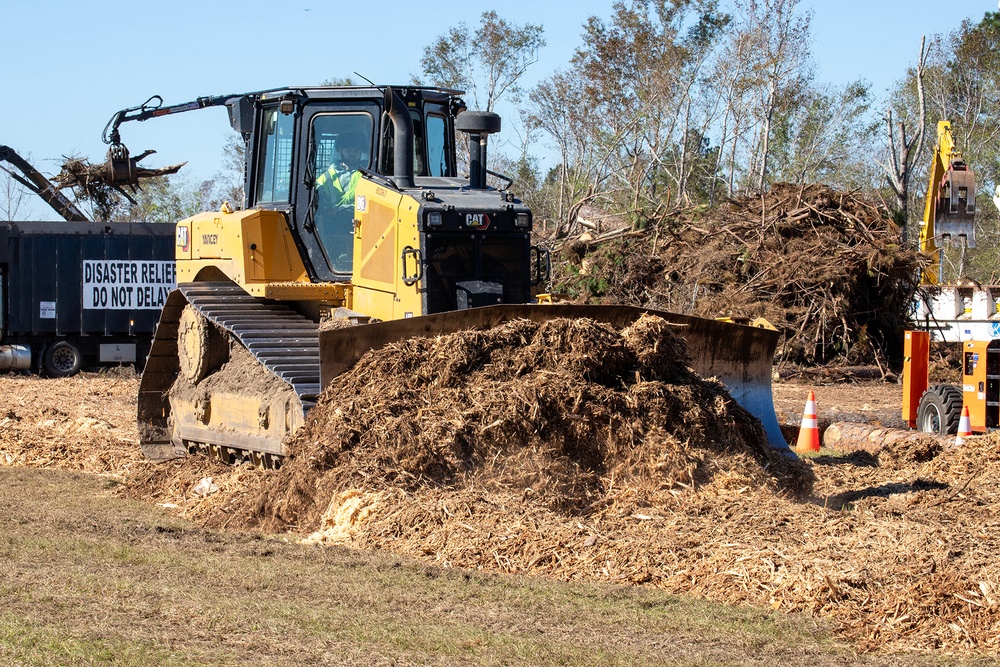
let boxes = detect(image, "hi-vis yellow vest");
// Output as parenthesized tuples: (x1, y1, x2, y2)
(316, 166, 361, 207)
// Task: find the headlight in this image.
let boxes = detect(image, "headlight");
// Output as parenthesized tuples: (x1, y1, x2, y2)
(515, 212, 531, 228)
(427, 211, 443, 226)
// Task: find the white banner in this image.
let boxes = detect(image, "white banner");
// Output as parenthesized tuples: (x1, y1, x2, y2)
(83, 260, 176, 310)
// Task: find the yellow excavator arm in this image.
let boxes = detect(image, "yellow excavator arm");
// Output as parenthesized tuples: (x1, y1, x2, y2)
(919, 120, 976, 285)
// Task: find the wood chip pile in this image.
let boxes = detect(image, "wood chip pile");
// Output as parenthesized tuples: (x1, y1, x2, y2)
(119, 317, 999, 654)
(0, 374, 141, 472)
(3, 336, 1000, 654)
(558, 183, 925, 369)
(209, 315, 808, 532)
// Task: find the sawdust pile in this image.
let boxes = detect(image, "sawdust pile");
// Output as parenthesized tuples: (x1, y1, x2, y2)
(559, 183, 923, 368)
(0, 373, 141, 472)
(207, 315, 808, 535)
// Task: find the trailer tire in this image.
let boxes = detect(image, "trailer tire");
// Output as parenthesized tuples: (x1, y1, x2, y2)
(43, 341, 83, 377)
(916, 384, 963, 435)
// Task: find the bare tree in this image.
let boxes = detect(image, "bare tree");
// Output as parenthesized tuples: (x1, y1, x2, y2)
(774, 80, 876, 187)
(527, 71, 622, 237)
(530, 0, 733, 233)
(728, 0, 814, 191)
(878, 36, 929, 243)
(0, 168, 33, 221)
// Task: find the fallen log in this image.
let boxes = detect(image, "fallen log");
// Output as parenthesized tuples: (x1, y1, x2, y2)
(822, 421, 965, 453)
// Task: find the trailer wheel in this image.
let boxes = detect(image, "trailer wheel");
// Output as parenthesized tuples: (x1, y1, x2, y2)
(43, 341, 83, 377)
(916, 384, 963, 435)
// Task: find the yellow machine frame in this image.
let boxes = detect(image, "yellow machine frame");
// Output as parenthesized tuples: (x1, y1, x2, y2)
(173, 180, 428, 323)
(919, 120, 976, 285)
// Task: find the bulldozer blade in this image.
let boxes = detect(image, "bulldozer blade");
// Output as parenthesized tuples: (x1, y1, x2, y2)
(319, 304, 789, 454)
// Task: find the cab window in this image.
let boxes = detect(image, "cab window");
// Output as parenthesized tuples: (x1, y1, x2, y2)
(426, 114, 448, 177)
(254, 108, 294, 203)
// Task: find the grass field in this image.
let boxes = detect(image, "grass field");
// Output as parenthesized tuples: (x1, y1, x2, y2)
(0, 467, 985, 667)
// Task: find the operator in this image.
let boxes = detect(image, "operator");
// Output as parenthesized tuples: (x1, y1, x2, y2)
(316, 131, 367, 208)
(314, 130, 368, 272)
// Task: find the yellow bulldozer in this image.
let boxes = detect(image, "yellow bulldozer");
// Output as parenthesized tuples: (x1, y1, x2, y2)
(92, 85, 790, 465)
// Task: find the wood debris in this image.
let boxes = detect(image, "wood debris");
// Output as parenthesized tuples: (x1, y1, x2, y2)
(555, 183, 926, 370)
(114, 316, 1000, 655)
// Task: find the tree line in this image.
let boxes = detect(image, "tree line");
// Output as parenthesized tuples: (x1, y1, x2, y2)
(423, 0, 1000, 281)
(5, 1, 999, 282)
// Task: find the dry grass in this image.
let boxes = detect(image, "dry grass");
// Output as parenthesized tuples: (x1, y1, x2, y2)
(2, 329, 1000, 660)
(0, 466, 888, 667)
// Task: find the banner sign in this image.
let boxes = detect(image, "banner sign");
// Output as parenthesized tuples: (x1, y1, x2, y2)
(83, 260, 176, 310)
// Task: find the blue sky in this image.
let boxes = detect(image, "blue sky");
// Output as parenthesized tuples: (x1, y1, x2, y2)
(1, 0, 991, 219)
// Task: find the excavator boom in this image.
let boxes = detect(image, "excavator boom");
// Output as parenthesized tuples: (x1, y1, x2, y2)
(919, 120, 976, 285)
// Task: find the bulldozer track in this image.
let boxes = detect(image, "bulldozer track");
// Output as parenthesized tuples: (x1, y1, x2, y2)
(137, 281, 322, 462)
(179, 282, 321, 410)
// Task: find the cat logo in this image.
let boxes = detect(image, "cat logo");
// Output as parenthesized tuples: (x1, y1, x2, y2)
(465, 213, 491, 230)
(176, 225, 189, 251)
(202, 234, 219, 245)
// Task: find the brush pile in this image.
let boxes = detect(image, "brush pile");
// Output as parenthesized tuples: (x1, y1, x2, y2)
(559, 183, 924, 368)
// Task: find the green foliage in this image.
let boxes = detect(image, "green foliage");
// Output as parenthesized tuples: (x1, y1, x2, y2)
(770, 80, 877, 188)
(321, 76, 359, 86)
(418, 11, 545, 112)
(888, 11, 1000, 282)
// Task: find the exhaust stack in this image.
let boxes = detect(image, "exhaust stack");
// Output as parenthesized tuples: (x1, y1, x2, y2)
(384, 88, 415, 189)
(456, 111, 501, 189)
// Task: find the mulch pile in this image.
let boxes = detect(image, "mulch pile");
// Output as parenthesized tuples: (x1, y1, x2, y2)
(3, 326, 1000, 653)
(115, 316, 1000, 655)
(558, 183, 925, 369)
(0, 373, 141, 473)
(188, 314, 808, 531)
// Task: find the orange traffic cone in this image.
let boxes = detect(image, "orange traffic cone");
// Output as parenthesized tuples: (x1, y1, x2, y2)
(795, 391, 821, 454)
(955, 406, 972, 446)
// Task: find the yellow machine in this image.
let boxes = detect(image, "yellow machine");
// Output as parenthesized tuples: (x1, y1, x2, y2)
(903, 328, 1000, 435)
(919, 120, 976, 285)
(94, 86, 790, 465)
(903, 120, 982, 434)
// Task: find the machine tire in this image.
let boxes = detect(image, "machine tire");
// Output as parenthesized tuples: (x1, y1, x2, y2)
(916, 384, 963, 435)
(43, 340, 83, 377)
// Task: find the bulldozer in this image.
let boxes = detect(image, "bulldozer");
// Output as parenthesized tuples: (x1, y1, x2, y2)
(90, 85, 790, 465)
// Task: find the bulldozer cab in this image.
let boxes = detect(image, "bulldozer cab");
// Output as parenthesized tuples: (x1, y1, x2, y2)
(242, 87, 462, 283)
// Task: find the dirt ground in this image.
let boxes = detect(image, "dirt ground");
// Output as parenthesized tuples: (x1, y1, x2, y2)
(773, 381, 905, 431)
(1, 364, 998, 657)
